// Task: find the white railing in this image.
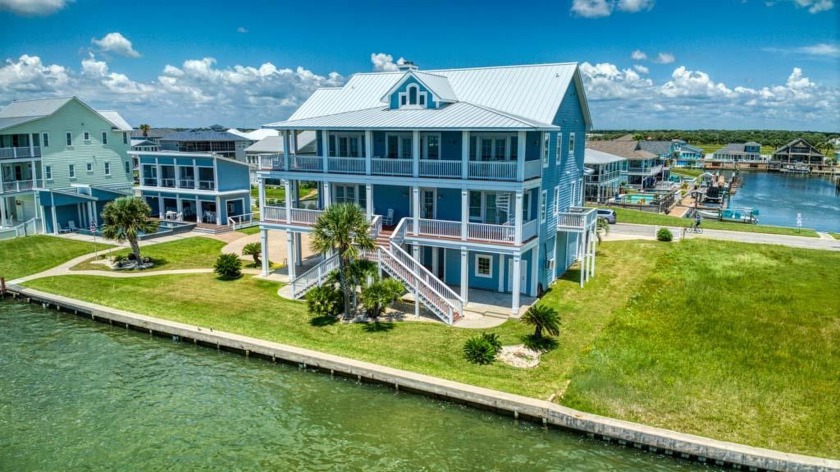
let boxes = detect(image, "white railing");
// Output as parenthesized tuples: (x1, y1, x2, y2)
(290, 208, 322, 224)
(160, 178, 176, 188)
(419, 160, 462, 178)
(468, 161, 517, 180)
(415, 218, 461, 239)
(371, 158, 412, 176)
(522, 219, 538, 241)
(0, 146, 41, 159)
(392, 217, 408, 246)
(0, 218, 41, 240)
(524, 159, 542, 180)
(261, 205, 285, 222)
(369, 214, 382, 238)
(290, 253, 340, 299)
(1, 180, 34, 193)
(290, 155, 324, 172)
(227, 213, 255, 230)
(198, 180, 215, 190)
(557, 207, 597, 231)
(261, 206, 325, 225)
(259, 155, 283, 170)
(328, 157, 365, 174)
(178, 179, 195, 189)
(468, 222, 515, 242)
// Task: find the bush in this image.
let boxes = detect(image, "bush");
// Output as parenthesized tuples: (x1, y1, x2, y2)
(306, 284, 343, 318)
(481, 332, 503, 354)
(214, 253, 242, 279)
(463, 335, 498, 365)
(242, 242, 261, 267)
(359, 278, 404, 319)
(657, 228, 673, 242)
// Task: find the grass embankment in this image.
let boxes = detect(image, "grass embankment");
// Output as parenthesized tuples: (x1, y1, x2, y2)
(21, 239, 840, 457)
(250, 185, 317, 203)
(237, 226, 261, 235)
(612, 207, 819, 237)
(0, 235, 112, 280)
(669, 168, 704, 178)
(696, 144, 775, 156)
(831, 232, 840, 240)
(562, 240, 840, 458)
(71, 237, 225, 272)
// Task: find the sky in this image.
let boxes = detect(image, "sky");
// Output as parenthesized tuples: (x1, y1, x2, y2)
(0, 0, 838, 131)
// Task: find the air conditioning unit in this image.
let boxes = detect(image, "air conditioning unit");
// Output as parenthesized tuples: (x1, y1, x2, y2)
(544, 258, 555, 270)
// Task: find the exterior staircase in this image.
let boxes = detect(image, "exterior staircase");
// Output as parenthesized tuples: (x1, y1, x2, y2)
(192, 223, 233, 235)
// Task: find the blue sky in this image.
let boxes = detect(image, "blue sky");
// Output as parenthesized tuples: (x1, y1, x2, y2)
(0, 0, 837, 130)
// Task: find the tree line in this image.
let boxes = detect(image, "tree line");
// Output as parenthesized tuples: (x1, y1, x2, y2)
(590, 130, 839, 149)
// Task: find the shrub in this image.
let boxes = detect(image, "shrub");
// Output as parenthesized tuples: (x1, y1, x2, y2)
(306, 284, 344, 318)
(360, 278, 404, 319)
(242, 242, 261, 267)
(481, 332, 503, 354)
(463, 336, 497, 365)
(214, 253, 242, 279)
(657, 228, 673, 242)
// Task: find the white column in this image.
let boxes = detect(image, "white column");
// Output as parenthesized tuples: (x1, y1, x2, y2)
(322, 181, 331, 209)
(365, 183, 373, 218)
(215, 196, 221, 225)
(461, 131, 470, 179)
(295, 232, 303, 267)
(260, 229, 269, 276)
(590, 227, 597, 278)
(174, 164, 180, 189)
(412, 244, 420, 262)
(497, 256, 504, 293)
(530, 246, 540, 297)
(365, 130, 373, 175)
(579, 233, 585, 288)
(460, 248, 469, 303)
(50, 196, 58, 235)
(89, 201, 97, 226)
(517, 131, 526, 180)
(431, 247, 439, 277)
(158, 196, 164, 219)
(193, 163, 199, 189)
(0, 196, 7, 227)
(412, 130, 420, 178)
(514, 191, 524, 244)
(155, 160, 162, 187)
(286, 231, 296, 280)
(258, 177, 266, 215)
(283, 130, 290, 171)
(511, 255, 521, 316)
(460, 189, 468, 241)
(29, 133, 34, 156)
(321, 130, 329, 172)
(284, 179, 292, 223)
(412, 186, 420, 235)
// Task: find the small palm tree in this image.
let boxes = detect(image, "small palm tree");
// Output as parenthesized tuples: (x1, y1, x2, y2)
(100, 197, 158, 266)
(310, 203, 375, 318)
(521, 304, 560, 339)
(360, 278, 404, 319)
(139, 124, 151, 137)
(242, 242, 261, 267)
(596, 217, 610, 243)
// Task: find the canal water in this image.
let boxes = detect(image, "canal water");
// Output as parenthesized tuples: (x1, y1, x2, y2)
(0, 301, 716, 471)
(727, 172, 840, 232)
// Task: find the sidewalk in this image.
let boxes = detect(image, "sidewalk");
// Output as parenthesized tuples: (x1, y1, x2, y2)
(608, 223, 840, 251)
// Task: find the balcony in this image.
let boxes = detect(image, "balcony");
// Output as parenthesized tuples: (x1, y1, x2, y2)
(556, 207, 597, 232)
(406, 217, 538, 245)
(261, 154, 543, 182)
(160, 178, 176, 188)
(1, 180, 35, 193)
(0, 146, 41, 160)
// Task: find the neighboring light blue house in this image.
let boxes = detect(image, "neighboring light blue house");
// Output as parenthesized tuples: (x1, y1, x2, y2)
(584, 149, 627, 203)
(0, 96, 134, 236)
(131, 151, 252, 226)
(256, 62, 598, 324)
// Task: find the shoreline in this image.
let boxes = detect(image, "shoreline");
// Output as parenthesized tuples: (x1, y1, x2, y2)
(4, 285, 838, 472)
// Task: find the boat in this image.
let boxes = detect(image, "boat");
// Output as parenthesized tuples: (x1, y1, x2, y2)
(780, 163, 811, 174)
(720, 208, 759, 224)
(695, 209, 720, 219)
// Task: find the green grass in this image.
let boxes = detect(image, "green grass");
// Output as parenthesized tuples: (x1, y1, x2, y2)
(611, 207, 819, 237)
(236, 226, 261, 235)
(251, 185, 317, 203)
(696, 143, 775, 156)
(0, 235, 112, 280)
(831, 232, 840, 240)
(70, 236, 226, 271)
(562, 240, 840, 458)
(669, 168, 704, 178)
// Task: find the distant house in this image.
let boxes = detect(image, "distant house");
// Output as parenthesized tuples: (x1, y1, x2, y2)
(228, 128, 278, 142)
(584, 149, 626, 203)
(587, 138, 661, 189)
(771, 138, 825, 165)
(712, 142, 763, 162)
(160, 128, 252, 162)
(638, 139, 702, 167)
(244, 132, 316, 182)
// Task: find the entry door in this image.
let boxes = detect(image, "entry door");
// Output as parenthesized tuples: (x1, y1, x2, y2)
(14, 165, 23, 180)
(226, 200, 236, 218)
(507, 259, 528, 294)
(421, 189, 436, 219)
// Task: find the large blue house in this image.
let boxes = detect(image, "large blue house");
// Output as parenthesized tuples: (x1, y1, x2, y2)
(256, 62, 597, 324)
(132, 151, 252, 226)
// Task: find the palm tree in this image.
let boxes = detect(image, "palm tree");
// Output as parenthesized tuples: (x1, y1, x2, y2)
(596, 217, 610, 243)
(242, 242, 261, 267)
(139, 124, 151, 137)
(310, 203, 375, 318)
(100, 197, 159, 266)
(521, 304, 560, 339)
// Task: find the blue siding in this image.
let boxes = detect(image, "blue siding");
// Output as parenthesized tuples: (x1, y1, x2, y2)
(373, 184, 410, 221)
(388, 76, 440, 110)
(435, 188, 461, 221)
(440, 131, 461, 160)
(216, 159, 250, 192)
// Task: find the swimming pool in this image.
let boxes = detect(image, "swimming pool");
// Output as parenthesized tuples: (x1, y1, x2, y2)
(76, 220, 196, 239)
(620, 194, 656, 204)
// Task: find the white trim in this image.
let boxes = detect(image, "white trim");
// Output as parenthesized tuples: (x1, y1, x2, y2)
(542, 132, 549, 167)
(540, 190, 547, 223)
(85, 162, 93, 173)
(475, 254, 493, 278)
(44, 165, 52, 181)
(68, 163, 76, 179)
(420, 132, 441, 160)
(65, 131, 72, 147)
(556, 130, 562, 166)
(42, 132, 49, 148)
(101, 131, 108, 145)
(104, 161, 111, 176)
(569, 132, 576, 159)
(553, 186, 560, 216)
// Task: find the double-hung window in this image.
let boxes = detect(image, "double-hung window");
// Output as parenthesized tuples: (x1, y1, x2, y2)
(125, 161, 131, 174)
(102, 131, 108, 145)
(553, 186, 560, 215)
(122, 132, 128, 145)
(556, 131, 563, 166)
(569, 132, 576, 158)
(45, 166, 52, 180)
(42, 133, 49, 147)
(69, 164, 76, 179)
(475, 255, 492, 278)
(83, 131, 90, 143)
(86, 162, 93, 173)
(104, 161, 111, 176)
(542, 133, 549, 167)
(65, 132, 72, 146)
(540, 190, 547, 223)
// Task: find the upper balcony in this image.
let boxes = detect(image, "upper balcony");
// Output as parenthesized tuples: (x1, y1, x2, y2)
(259, 154, 542, 182)
(0, 146, 41, 160)
(140, 164, 216, 192)
(0, 179, 36, 194)
(556, 207, 597, 232)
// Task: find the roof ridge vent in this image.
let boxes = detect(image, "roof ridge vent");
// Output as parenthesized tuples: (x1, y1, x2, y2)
(397, 60, 419, 71)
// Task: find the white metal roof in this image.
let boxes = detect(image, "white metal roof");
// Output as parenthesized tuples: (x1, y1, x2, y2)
(96, 110, 132, 131)
(245, 132, 317, 153)
(379, 70, 458, 104)
(0, 97, 132, 131)
(275, 63, 591, 130)
(584, 148, 626, 165)
(269, 102, 558, 131)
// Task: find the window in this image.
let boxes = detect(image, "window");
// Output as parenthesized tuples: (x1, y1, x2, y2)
(69, 164, 76, 179)
(42, 133, 49, 147)
(540, 190, 547, 223)
(86, 162, 93, 173)
(83, 131, 90, 142)
(510, 136, 518, 160)
(122, 132, 128, 145)
(475, 255, 492, 278)
(386, 134, 412, 159)
(408, 85, 417, 105)
(542, 133, 549, 167)
(102, 132, 108, 145)
(398, 83, 429, 109)
(65, 132, 72, 146)
(422, 134, 440, 159)
(45, 166, 52, 180)
(553, 186, 560, 215)
(556, 132, 563, 166)
(569, 132, 576, 158)
(125, 161, 130, 173)
(104, 161, 111, 176)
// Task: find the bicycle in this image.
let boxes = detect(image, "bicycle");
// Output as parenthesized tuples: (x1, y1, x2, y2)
(687, 224, 703, 234)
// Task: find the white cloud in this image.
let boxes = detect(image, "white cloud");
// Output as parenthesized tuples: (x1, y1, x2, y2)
(795, 0, 834, 13)
(631, 49, 647, 60)
(652, 52, 676, 64)
(0, 55, 69, 93)
(571, 0, 612, 17)
(766, 42, 840, 58)
(370, 53, 405, 72)
(617, 0, 655, 12)
(91, 32, 141, 58)
(633, 64, 649, 74)
(0, 0, 70, 16)
(237, 27, 248, 33)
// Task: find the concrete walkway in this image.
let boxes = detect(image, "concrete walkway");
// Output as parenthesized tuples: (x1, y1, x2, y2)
(221, 229, 315, 266)
(608, 223, 840, 251)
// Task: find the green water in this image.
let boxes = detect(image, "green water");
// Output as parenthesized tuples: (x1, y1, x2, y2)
(0, 301, 715, 471)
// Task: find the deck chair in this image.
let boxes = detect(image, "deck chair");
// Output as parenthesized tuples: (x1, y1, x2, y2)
(382, 208, 394, 226)
(67, 221, 78, 233)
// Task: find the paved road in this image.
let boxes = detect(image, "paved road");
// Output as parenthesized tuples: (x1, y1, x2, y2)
(609, 223, 840, 252)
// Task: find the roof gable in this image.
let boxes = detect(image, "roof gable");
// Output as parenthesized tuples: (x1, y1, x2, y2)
(380, 70, 458, 105)
(773, 138, 823, 156)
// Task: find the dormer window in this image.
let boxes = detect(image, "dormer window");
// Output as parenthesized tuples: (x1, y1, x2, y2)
(398, 83, 429, 109)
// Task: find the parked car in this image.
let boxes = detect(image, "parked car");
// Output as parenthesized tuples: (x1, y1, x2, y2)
(596, 208, 616, 224)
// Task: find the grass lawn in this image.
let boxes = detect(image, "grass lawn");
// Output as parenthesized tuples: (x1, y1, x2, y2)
(831, 232, 840, 240)
(251, 185, 317, 203)
(0, 235, 112, 280)
(562, 240, 840, 458)
(611, 207, 819, 237)
(237, 226, 261, 235)
(696, 143, 775, 156)
(669, 168, 704, 178)
(70, 236, 225, 271)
